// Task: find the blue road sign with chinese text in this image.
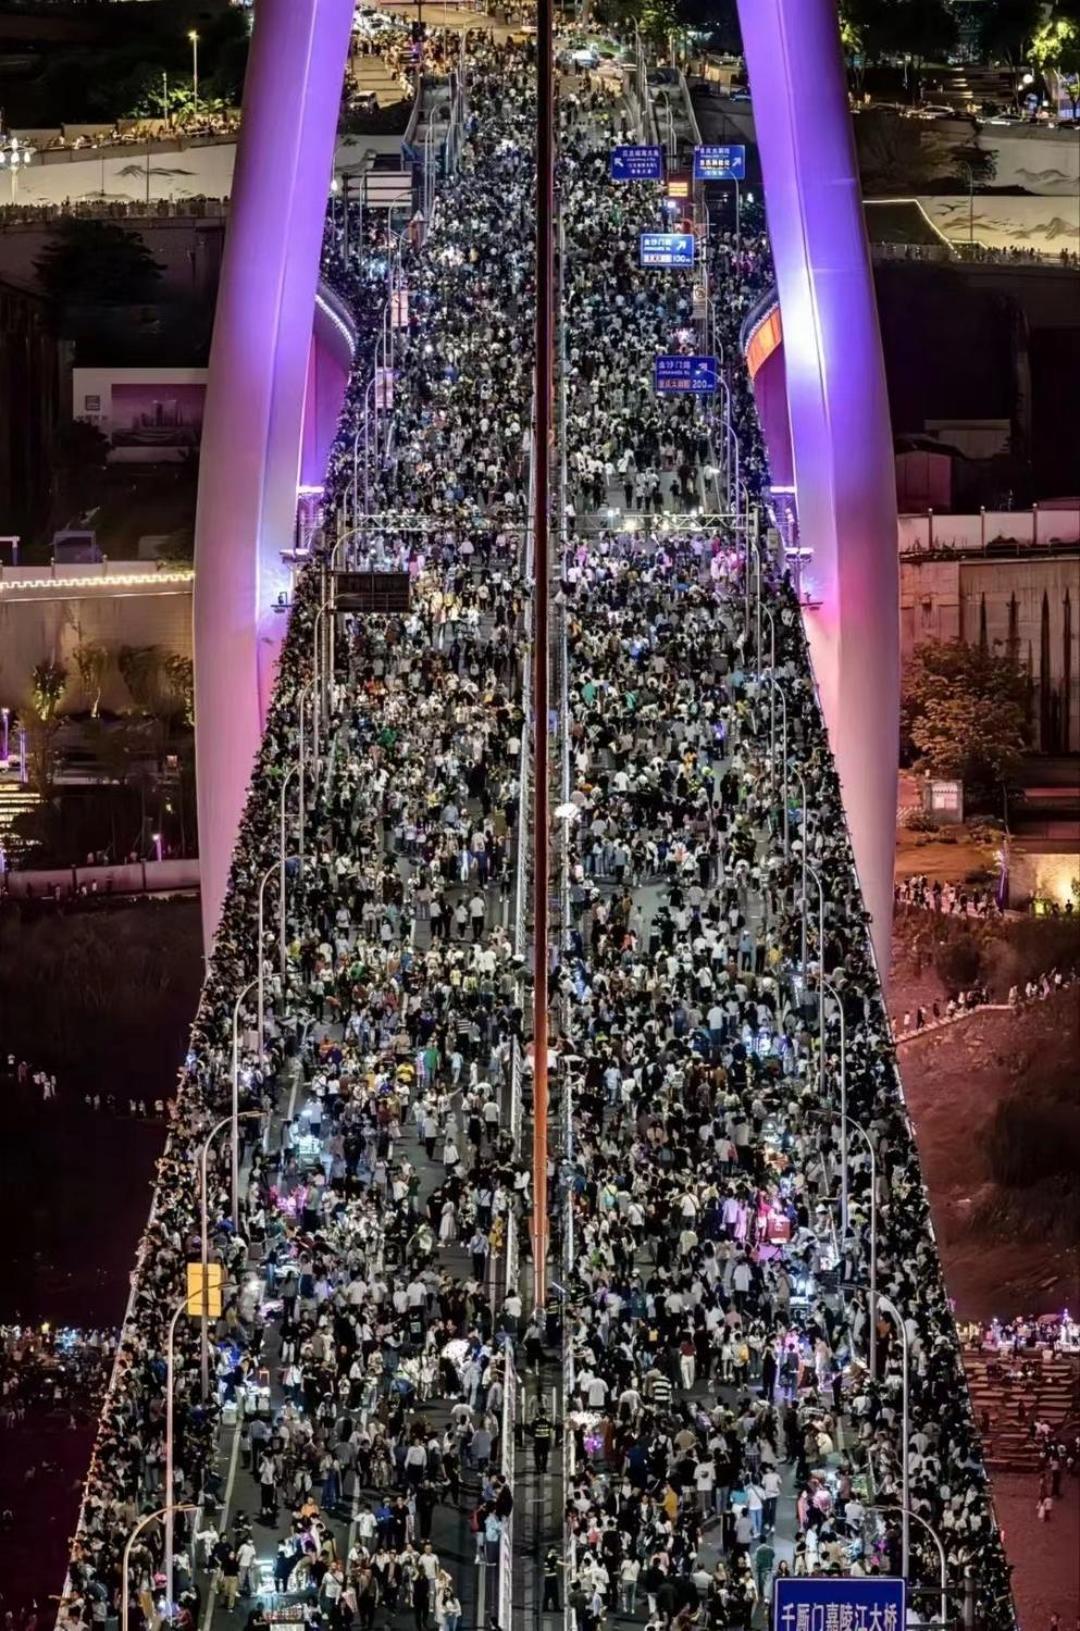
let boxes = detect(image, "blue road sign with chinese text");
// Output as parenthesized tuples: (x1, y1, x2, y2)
(774, 1576, 906, 1631)
(639, 232, 695, 268)
(654, 355, 718, 394)
(611, 145, 665, 182)
(693, 143, 746, 181)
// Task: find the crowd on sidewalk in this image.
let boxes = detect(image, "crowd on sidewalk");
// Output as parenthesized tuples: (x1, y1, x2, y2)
(894, 875, 1004, 918)
(1, 1326, 116, 1430)
(551, 69, 1014, 1631)
(59, 32, 542, 1631)
(51, 25, 1019, 1631)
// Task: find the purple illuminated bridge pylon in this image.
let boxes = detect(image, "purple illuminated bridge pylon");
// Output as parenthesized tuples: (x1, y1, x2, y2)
(736, 0, 900, 980)
(193, 0, 355, 950)
(193, 0, 899, 978)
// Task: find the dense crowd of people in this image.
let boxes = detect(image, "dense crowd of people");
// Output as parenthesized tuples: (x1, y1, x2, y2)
(895, 875, 1004, 917)
(58, 32, 542, 1631)
(0, 1326, 116, 1430)
(50, 25, 1021, 1631)
(0, 197, 228, 225)
(549, 59, 1015, 1631)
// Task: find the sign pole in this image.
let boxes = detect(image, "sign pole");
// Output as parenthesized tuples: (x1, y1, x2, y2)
(531, 0, 554, 1315)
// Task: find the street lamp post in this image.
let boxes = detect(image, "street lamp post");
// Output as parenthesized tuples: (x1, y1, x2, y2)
(878, 1295, 910, 1580)
(188, 32, 199, 125)
(864, 1506, 947, 1627)
(803, 856, 826, 1001)
(121, 1503, 196, 1631)
(820, 974, 848, 1238)
(230, 977, 259, 1229)
(850, 1117, 877, 1380)
(817, 1109, 877, 1379)
(279, 765, 299, 978)
(163, 1292, 191, 1623)
(768, 671, 789, 859)
(255, 861, 280, 1066)
(793, 766, 813, 969)
(311, 603, 332, 786)
(198, 1110, 261, 1400)
(296, 680, 312, 850)
(958, 159, 975, 245)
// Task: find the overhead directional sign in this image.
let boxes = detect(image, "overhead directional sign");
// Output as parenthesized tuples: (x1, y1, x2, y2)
(693, 143, 746, 181)
(334, 571, 411, 614)
(610, 144, 665, 182)
(639, 231, 695, 268)
(655, 354, 719, 394)
(774, 1576, 906, 1631)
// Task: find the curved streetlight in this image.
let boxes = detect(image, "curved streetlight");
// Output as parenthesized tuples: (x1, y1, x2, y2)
(812, 1107, 877, 1380)
(279, 765, 300, 976)
(820, 973, 848, 1236)
(198, 1109, 262, 1400)
(121, 1502, 197, 1631)
(230, 977, 259, 1228)
(793, 765, 815, 970)
(877, 1294, 910, 1580)
(310, 602, 333, 785)
(768, 672, 789, 859)
(802, 858, 826, 1018)
(865, 1503, 947, 1630)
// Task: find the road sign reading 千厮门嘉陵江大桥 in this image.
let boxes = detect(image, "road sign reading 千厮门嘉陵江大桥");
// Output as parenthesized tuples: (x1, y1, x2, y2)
(610, 145, 665, 182)
(693, 143, 746, 181)
(654, 355, 718, 394)
(773, 1577, 906, 1631)
(639, 232, 695, 268)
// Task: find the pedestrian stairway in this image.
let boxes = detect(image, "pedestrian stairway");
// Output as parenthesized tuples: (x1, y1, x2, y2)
(353, 51, 410, 107)
(961, 1351, 1080, 1470)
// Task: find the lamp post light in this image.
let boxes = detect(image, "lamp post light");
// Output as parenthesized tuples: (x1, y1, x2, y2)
(230, 977, 259, 1229)
(279, 764, 299, 978)
(851, 1117, 877, 1380)
(188, 32, 200, 125)
(803, 856, 826, 1003)
(877, 1295, 910, 1580)
(311, 603, 332, 786)
(817, 1109, 877, 1380)
(0, 135, 33, 201)
(296, 680, 312, 846)
(866, 1504, 948, 1630)
(793, 766, 813, 968)
(163, 1292, 193, 1624)
(121, 1503, 197, 1631)
(198, 1110, 261, 1400)
(959, 159, 975, 245)
(820, 974, 848, 1238)
(768, 670, 789, 859)
(744, 509, 763, 673)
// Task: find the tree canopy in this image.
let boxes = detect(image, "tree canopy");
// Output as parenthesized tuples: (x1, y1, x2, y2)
(902, 639, 1029, 795)
(35, 219, 165, 310)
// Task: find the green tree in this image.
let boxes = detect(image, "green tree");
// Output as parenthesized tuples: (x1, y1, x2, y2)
(1030, 12, 1080, 117)
(25, 660, 67, 796)
(842, 0, 957, 73)
(31, 659, 67, 723)
(162, 654, 195, 726)
(72, 640, 112, 719)
(855, 108, 953, 191)
(902, 639, 1029, 794)
(54, 419, 109, 472)
(118, 645, 167, 714)
(978, 0, 1044, 65)
(35, 220, 164, 309)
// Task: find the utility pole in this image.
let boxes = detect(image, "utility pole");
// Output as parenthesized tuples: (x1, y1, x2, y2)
(531, 0, 554, 1313)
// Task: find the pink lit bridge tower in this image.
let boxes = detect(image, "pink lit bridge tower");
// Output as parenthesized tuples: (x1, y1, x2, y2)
(192, 0, 899, 975)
